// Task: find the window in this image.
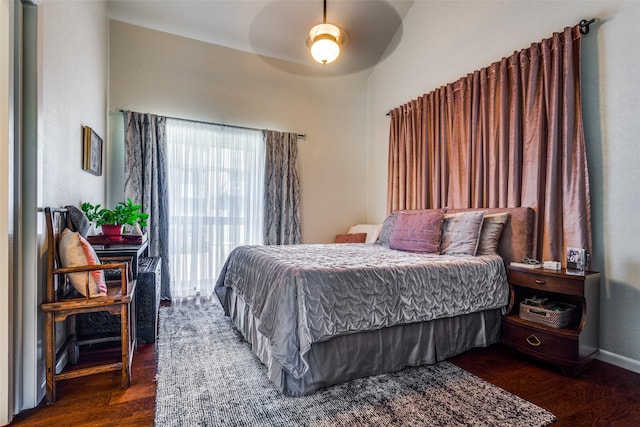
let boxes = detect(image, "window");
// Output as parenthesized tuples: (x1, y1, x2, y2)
(166, 119, 265, 298)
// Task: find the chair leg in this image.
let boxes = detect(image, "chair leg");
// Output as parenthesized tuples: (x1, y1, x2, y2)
(120, 303, 131, 388)
(44, 312, 56, 404)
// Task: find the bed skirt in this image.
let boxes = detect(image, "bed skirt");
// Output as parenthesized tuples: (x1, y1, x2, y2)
(222, 289, 503, 396)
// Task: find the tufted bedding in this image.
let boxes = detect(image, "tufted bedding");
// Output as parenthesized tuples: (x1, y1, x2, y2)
(215, 244, 508, 379)
(215, 207, 534, 395)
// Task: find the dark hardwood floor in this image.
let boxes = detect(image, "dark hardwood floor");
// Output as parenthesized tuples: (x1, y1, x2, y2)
(10, 343, 640, 426)
(10, 344, 157, 427)
(450, 346, 640, 426)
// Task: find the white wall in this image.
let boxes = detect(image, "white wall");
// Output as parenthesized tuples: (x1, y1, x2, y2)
(41, 0, 108, 209)
(109, 20, 370, 243)
(17, 0, 108, 409)
(367, 1, 640, 371)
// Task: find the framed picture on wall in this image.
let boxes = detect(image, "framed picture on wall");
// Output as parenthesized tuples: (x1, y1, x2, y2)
(82, 126, 103, 176)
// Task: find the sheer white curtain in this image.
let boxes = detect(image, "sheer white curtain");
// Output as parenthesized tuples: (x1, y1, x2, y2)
(166, 119, 265, 299)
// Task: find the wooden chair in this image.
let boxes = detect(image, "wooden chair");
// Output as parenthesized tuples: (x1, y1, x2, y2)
(40, 207, 137, 403)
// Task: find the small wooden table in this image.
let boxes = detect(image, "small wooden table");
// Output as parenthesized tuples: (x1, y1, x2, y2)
(501, 266, 600, 374)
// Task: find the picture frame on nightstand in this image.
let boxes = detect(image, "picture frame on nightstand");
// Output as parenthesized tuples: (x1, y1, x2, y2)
(566, 247, 586, 272)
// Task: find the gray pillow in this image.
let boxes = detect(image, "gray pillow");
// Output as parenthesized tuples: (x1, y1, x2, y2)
(375, 211, 400, 245)
(440, 210, 487, 255)
(65, 205, 90, 238)
(476, 213, 510, 256)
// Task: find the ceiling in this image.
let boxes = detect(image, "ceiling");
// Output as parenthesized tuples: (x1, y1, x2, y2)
(107, 0, 415, 75)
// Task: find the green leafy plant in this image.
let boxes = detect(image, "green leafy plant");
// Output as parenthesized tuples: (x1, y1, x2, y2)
(81, 199, 149, 228)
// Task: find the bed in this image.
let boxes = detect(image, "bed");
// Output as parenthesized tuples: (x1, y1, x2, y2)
(215, 207, 534, 396)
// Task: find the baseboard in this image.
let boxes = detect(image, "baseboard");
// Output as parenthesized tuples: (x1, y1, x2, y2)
(597, 349, 640, 374)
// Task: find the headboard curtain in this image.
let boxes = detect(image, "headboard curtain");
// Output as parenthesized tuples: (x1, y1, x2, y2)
(387, 25, 591, 264)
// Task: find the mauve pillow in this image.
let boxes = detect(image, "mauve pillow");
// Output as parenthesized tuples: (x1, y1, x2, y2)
(335, 233, 367, 243)
(389, 209, 446, 253)
(476, 213, 510, 256)
(440, 211, 487, 256)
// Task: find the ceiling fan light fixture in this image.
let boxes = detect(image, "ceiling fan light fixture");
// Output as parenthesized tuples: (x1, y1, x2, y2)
(309, 0, 341, 65)
(309, 23, 341, 64)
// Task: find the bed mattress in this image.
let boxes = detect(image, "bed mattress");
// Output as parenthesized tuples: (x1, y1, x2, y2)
(215, 243, 509, 383)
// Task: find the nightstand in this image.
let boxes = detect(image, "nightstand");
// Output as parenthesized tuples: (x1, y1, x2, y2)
(501, 266, 600, 374)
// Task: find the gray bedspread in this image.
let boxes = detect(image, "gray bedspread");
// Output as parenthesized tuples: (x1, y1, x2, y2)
(215, 243, 508, 379)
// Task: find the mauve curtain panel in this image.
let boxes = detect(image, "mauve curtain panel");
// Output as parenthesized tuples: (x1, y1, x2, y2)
(124, 111, 171, 299)
(387, 25, 591, 264)
(263, 130, 302, 245)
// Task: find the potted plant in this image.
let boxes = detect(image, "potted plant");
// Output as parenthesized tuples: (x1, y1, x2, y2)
(81, 199, 149, 239)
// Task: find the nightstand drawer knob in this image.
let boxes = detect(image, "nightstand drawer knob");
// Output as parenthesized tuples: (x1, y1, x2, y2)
(526, 334, 542, 347)
(535, 279, 545, 285)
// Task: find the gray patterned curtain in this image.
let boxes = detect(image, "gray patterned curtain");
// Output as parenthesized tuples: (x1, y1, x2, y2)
(124, 111, 171, 299)
(263, 130, 301, 245)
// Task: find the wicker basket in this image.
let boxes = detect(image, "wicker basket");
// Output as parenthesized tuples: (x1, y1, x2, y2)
(519, 300, 577, 328)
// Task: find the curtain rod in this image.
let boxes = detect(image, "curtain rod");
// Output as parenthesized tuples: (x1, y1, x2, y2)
(117, 110, 307, 141)
(385, 18, 596, 117)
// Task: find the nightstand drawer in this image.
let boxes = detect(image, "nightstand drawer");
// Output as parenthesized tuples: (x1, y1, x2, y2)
(502, 320, 578, 362)
(508, 269, 585, 297)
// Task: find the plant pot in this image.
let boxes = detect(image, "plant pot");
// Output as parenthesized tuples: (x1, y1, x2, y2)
(101, 224, 123, 241)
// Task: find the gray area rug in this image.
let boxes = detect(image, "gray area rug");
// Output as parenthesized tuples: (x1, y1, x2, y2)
(155, 303, 556, 426)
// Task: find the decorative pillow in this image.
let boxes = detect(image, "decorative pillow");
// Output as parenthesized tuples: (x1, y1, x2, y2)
(347, 224, 383, 244)
(335, 233, 367, 243)
(65, 205, 90, 237)
(476, 213, 510, 256)
(440, 210, 487, 256)
(389, 209, 446, 253)
(58, 228, 107, 297)
(376, 212, 400, 245)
